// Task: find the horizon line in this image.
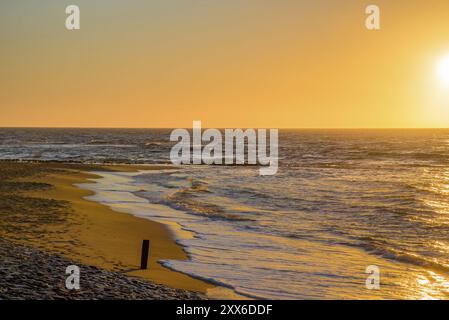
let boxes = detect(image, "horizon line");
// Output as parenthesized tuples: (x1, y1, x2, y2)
(0, 126, 448, 130)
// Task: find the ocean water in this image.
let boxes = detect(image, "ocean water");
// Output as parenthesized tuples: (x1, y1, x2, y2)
(2, 128, 449, 299)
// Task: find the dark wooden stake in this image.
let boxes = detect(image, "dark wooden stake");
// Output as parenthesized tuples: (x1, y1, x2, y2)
(140, 240, 150, 269)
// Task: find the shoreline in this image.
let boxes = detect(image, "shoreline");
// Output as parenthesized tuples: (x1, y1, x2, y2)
(76, 168, 248, 300)
(0, 161, 215, 298)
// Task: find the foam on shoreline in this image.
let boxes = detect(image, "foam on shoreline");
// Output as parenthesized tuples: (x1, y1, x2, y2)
(77, 169, 245, 299)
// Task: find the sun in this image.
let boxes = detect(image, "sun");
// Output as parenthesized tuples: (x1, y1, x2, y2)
(437, 55, 449, 86)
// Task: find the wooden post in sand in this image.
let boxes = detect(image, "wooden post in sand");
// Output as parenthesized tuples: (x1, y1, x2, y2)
(140, 240, 150, 269)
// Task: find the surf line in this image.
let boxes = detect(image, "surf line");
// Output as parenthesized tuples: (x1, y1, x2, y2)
(169, 121, 278, 175)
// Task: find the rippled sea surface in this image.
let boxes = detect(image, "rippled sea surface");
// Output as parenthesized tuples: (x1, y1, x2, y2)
(2, 128, 449, 299)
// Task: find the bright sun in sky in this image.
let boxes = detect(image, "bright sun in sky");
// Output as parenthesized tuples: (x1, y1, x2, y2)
(437, 55, 449, 86)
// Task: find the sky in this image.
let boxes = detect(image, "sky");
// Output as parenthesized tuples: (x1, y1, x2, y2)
(1, 0, 449, 128)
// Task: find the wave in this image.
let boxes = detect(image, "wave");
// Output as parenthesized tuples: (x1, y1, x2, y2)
(160, 260, 264, 300)
(348, 237, 449, 274)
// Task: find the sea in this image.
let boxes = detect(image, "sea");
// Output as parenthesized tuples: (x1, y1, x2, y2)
(1, 128, 449, 299)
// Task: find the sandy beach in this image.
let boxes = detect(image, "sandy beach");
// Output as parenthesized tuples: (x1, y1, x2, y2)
(0, 161, 213, 299)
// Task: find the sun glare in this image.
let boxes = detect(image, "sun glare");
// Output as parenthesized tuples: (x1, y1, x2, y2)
(437, 55, 449, 86)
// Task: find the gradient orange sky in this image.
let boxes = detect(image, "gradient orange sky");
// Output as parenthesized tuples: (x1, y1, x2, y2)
(1, 0, 449, 128)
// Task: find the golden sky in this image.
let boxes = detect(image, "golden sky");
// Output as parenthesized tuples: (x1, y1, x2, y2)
(1, 0, 449, 128)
